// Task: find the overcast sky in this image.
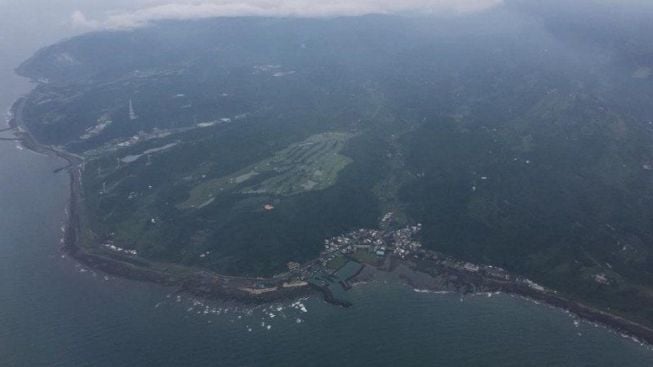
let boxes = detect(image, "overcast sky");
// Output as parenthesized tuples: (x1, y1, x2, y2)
(69, 0, 504, 29)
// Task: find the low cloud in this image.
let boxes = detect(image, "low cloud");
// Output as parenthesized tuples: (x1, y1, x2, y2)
(70, 10, 101, 29)
(71, 0, 504, 29)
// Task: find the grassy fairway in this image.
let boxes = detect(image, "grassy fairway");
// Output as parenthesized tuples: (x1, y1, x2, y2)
(178, 132, 354, 208)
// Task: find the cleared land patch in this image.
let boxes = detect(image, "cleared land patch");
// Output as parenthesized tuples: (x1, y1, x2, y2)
(178, 132, 354, 208)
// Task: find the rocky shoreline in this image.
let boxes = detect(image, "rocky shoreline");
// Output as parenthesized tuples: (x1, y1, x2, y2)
(376, 256, 653, 346)
(7, 95, 653, 346)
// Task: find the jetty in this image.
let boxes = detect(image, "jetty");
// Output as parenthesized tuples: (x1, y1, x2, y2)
(308, 260, 364, 307)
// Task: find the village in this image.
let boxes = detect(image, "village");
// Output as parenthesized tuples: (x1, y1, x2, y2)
(314, 212, 518, 281)
(275, 212, 548, 306)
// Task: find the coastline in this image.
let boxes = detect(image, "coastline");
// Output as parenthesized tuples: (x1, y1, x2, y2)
(6, 95, 653, 347)
(8, 96, 316, 305)
(379, 258, 653, 346)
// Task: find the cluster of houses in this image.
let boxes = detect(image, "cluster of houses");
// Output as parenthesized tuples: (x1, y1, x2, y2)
(390, 225, 423, 259)
(428, 254, 514, 282)
(319, 213, 424, 264)
(115, 128, 172, 149)
(102, 241, 138, 256)
(314, 212, 521, 287)
(594, 273, 610, 285)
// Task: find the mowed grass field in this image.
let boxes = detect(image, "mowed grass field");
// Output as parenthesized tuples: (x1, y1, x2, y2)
(178, 132, 354, 209)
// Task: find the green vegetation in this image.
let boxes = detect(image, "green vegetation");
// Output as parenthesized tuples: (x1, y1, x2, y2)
(350, 249, 380, 265)
(179, 132, 353, 208)
(326, 255, 348, 270)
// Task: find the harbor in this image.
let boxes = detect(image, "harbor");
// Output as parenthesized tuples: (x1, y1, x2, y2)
(308, 261, 365, 307)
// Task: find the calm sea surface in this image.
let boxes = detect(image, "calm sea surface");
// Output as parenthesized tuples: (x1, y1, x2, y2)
(2, 7, 653, 366)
